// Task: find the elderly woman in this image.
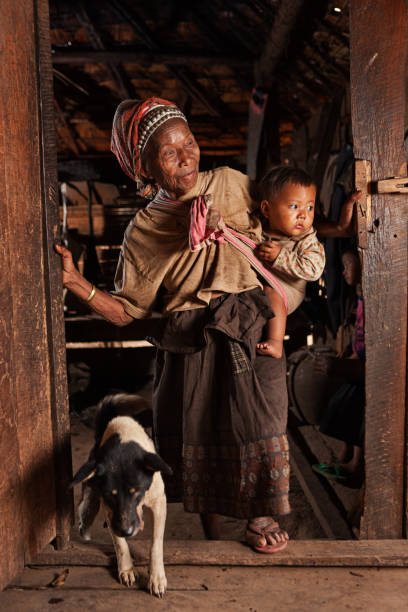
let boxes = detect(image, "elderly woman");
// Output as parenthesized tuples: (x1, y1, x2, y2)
(56, 97, 293, 553)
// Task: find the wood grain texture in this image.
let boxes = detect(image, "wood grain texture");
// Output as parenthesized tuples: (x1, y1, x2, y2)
(0, 29, 26, 589)
(0, 0, 74, 587)
(308, 91, 343, 194)
(354, 160, 372, 249)
(350, 0, 408, 538)
(35, 0, 73, 550)
(5, 565, 408, 612)
(0, 0, 57, 564)
(32, 539, 408, 568)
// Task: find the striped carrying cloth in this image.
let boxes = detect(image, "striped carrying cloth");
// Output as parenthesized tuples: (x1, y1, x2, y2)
(147, 189, 289, 312)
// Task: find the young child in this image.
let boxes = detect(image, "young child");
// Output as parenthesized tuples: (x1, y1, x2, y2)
(255, 166, 326, 358)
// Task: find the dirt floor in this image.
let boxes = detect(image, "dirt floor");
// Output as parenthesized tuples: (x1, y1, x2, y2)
(3, 413, 408, 611)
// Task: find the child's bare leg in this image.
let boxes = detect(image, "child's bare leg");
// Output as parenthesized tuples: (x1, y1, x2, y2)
(257, 286, 287, 358)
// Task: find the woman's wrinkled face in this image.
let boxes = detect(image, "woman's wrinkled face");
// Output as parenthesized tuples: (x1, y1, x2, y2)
(141, 118, 200, 199)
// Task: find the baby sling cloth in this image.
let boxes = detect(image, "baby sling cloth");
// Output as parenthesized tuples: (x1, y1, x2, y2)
(147, 189, 289, 312)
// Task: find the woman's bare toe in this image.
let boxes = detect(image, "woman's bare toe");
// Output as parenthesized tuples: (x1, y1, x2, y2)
(246, 517, 289, 553)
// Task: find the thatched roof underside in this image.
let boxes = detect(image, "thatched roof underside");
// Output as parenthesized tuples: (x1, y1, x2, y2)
(50, 0, 350, 168)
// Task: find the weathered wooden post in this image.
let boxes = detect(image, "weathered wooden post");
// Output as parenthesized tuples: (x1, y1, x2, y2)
(0, 0, 73, 589)
(350, 0, 408, 538)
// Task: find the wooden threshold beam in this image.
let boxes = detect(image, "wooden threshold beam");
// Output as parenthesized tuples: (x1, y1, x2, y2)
(32, 539, 408, 568)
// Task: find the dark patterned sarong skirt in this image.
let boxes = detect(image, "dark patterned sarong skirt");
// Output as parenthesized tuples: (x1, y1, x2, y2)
(147, 288, 290, 519)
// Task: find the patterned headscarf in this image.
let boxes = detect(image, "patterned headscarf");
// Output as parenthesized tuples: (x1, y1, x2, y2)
(111, 97, 188, 199)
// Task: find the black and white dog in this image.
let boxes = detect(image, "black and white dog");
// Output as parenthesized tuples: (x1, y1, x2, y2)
(71, 394, 172, 597)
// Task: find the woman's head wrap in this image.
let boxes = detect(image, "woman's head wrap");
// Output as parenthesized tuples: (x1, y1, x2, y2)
(111, 97, 188, 199)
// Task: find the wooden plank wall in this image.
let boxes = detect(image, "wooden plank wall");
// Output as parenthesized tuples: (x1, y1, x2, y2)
(350, 0, 408, 538)
(36, 0, 74, 550)
(0, 0, 72, 589)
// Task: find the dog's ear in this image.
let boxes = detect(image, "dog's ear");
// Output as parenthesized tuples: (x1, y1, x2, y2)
(70, 460, 98, 487)
(143, 452, 173, 476)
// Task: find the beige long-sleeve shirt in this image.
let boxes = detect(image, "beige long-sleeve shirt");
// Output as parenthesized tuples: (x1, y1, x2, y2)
(264, 227, 326, 313)
(112, 167, 263, 318)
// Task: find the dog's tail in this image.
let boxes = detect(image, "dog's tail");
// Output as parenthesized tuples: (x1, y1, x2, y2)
(94, 393, 152, 445)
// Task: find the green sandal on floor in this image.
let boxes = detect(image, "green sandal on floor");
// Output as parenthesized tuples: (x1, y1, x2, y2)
(312, 462, 347, 482)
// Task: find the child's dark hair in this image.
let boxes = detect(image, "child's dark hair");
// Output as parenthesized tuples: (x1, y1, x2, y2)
(259, 165, 315, 202)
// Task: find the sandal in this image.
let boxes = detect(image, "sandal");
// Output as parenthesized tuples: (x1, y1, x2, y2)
(312, 462, 364, 489)
(246, 520, 288, 554)
(312, 462, 347, 481)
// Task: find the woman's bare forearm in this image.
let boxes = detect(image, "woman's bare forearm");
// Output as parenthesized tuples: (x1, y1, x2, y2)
(65, 270, 133, 327)
(55, 243, 133, 326)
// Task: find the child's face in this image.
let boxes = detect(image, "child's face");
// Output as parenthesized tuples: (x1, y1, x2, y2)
(261, 182, 316, 237)
(342, 252, 361, 286)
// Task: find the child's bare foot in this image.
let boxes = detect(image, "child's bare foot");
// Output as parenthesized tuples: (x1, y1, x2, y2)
(256, 340, 283, 358)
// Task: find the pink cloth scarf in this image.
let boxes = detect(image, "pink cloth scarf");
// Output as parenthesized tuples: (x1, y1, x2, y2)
(147, 189, 289, 312)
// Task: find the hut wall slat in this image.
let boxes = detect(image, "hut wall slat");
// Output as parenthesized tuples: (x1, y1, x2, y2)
(0, 0, 72, 588)
(36, 0, 74, 549)
(350, 0, 408, 538)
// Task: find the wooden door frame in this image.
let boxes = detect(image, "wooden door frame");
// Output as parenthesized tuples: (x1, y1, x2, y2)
(37, 0, 408, 551)
(35, 0, 74, 550)
(45, 0, 407, 553)
(31, 0, 408, 538)
(0, 0, 73, 590)
(2, 1, 408, 594)
(350, 0, 408, 539)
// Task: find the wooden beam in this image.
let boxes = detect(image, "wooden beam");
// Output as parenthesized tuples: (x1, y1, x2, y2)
(165, 67, 224, 118)
(247, 0, 305, 177)
(66, 340, 153, 349)
(0, 0, 73, 588)
(52, 49, 252, 68)
(315, 17, 350, 48)
(32, 539, 408, 568)
(201, 2, 256, 54)
(110, 0, 226, 117)
(35, 0, 74, 549)
(350, 0, 408, 538)
(192, 4, 253, 57)
(307, 90, 344, 193)
(255, 90, 281, 180)
(75, 2, 133, 100)
(54, 99, 81, 156)
(307, 38, 349, 81)
(299, 56, 344, 89)
(188, 6, 252, 90)
(255, 0, 304, 89)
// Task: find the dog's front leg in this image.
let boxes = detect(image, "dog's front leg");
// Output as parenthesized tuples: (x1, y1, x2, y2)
(102, 505, 135, 587)
(78, 484, 100, 541)
(148, 494, 167, 598)
(111, 532, 136, 587)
